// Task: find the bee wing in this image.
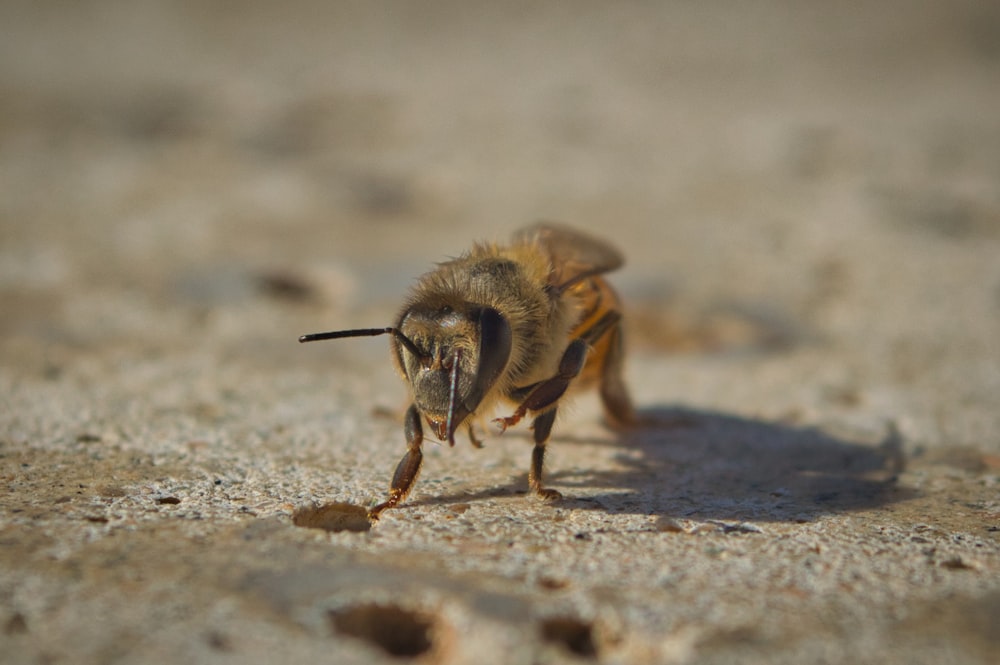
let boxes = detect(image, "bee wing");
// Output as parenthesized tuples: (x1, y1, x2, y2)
(513, 222, 624, 292)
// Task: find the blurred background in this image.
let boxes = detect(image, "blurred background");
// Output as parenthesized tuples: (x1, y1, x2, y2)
(2, 0, 999, 443)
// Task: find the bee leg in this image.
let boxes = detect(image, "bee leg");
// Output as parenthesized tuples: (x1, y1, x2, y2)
(598, 321, 636, 427)
(529, 408, 562, 500)
(494, 338, 588, 431)
(368, 404, 423, 521)
(467, 422, 484, 449)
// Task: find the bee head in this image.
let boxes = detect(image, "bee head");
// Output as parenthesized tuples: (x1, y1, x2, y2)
(396, 306, 512, 443)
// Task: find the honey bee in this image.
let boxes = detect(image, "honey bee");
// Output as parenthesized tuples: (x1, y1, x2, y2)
(300, 223, 635, 520)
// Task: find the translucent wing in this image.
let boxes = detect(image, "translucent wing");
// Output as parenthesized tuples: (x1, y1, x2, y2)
(513, 222, 624, 292)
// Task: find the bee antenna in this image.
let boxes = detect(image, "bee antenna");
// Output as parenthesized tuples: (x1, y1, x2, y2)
(298, 327, 426, 359)
(445, 347, 461, 447)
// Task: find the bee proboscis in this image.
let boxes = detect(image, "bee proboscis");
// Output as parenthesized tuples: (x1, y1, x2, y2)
(300, 223, 635, 520)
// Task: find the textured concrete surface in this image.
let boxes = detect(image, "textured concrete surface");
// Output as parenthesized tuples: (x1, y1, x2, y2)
(2, 2, 1000, 663)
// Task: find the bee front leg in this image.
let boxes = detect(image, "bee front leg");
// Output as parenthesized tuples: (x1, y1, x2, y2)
(529, 408, 562, 500)
(494, 338, 588, 432)
(368, 404, 423, 521)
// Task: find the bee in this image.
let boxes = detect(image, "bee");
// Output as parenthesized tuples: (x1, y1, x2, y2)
(299, 223, 635, 520)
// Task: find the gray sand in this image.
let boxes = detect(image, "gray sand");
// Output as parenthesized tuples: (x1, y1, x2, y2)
(2, 2, 999, 663)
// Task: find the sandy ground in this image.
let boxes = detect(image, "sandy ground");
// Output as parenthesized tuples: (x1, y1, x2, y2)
(2, 2, 1000, 663)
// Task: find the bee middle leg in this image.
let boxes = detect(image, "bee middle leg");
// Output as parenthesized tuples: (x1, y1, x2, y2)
(529, 408, 561, 500)
(493, 338, 589, 501)
(495, 311, 623, 500)
(368, 403, 423, 521)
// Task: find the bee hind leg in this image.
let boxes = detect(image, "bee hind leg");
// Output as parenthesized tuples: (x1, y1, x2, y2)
(368, 404, 423, 521)
(467, 422, 484, 448)
(598, 321, 636, 427)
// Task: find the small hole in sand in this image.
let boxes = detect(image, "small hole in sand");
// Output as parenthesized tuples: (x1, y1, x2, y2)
(292, 502, 371, 533)
(540, 616, 599, 658)
(330, 603, 442, 658)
